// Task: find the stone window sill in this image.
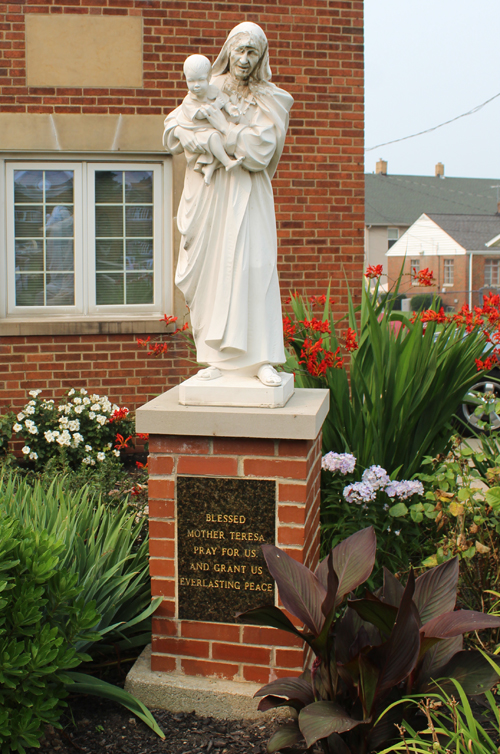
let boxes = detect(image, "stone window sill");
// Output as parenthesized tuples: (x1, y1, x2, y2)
(0, 317, 168, 337)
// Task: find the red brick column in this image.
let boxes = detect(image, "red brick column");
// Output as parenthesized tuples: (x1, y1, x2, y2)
(147, 432, 322, 685)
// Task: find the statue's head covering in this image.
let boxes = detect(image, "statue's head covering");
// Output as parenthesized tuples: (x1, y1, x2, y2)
(211, 22, 272, 82)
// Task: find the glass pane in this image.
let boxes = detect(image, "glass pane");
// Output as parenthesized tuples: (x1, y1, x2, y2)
(16, 274, 44, 306)
(14, 170, 43, 204)
(96, 273, 124, 305)
(96, 239, 124, 271)
(127, 272, 153, 304)
(126, 206, 152, 237)
(95, 171, 123, 204)
(46, 273, 74, 306)
(45, 171, 73, 203)
(46, 238, 74, 272)
(15, 205, 43, 237)
(125, 171, 153, 204)
(96, 205, 123, 237)
(46, 205, 74, 237)
(15, 239, 43, 272)
(126, 239, 153, 270)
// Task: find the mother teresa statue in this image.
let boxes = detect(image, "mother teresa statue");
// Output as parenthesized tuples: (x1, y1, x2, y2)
(163, 22, 293, 388)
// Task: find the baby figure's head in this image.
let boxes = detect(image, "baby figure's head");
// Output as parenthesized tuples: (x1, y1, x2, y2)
(183, 55, 212, 100)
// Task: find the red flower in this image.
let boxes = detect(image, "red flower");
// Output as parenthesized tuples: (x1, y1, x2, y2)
(160, 314, 178, 326)
(299, 338, 343, 377)
(136, 460, 148, 470)
(414, 268, 435, 287)
(420, 307, 449, 324)
(344, 327, 358, 352)
(115, 433, 132, 449)
(136, 336, 151, 347)
(475, 354, 498, 372)
(365, 264, 383, 279)
(301, 317, 331, 334)
(109, 407, 129, 423)
(136, 432, 149, 440)
(283, 316, 297, 346)
(148, 342, 169, 357)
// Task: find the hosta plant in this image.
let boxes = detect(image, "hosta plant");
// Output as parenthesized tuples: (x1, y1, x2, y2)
(238, 527, 500, 754)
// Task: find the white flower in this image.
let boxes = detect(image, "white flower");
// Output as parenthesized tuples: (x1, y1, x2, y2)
(72, 433, 84, 447)
(107, 442, 112, 449)
(64, 404, 72, 414)
(28, 426, 38, 435)
(22, 446, 30, 454)
(73, 397, 82, 405)
(68, 388, 75, 396)
(82, 397, 91, 405)
(385, 480, 424, 500)
(322, 452, 357, 475)
(68, 419, 80, 432)
(362, 465, 391, 491)
(44, 430, 56, 443)
(58, 405, 66, 413)
(82, 456, 92, 465)
(56, 430, 72, 447)
(29, 389, 42, 397)
(24, 405, 35, 415)
(89, 412, 96, 420)
(12, 423, 22, 433)
(85, 444, 92, 452)
(91, 394, 100, 402)
(113, 449, 120, 457)
(97, 452, 105, 461)
(24, 419, 35, 428)
(17, 412, 25, 421)
(80, 388, 88, 395)
(28, 400, 36, 406)
(343, 482, 377, 505)
(96, 415, 107, 426)
(90, 459, 96, 466)
(29, 451, 38, 460)
(91, 403, 100, 412)
(112, 404, 119, 413)
(74, 405, 84, 414)
(59, 416, 69, 428)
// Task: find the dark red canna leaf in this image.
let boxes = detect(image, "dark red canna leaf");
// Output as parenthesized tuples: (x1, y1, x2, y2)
(316, 526, 376, 606)
(413, 557, 459, 624)
(421, 609, 500, 639)
(299, 701, 364, 748)
(347, 594, 398, 637)
(254, 676, 314, 707)
(262, 545, 326, 635)
(421, 650, 500, 695)
(235, 604, 307, 643)
(267, 721, 303, 753)
(380, 567, 404, 607)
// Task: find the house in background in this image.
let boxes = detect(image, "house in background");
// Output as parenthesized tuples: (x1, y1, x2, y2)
(365, 159, 500, 275)
(386, 213, 500, 310)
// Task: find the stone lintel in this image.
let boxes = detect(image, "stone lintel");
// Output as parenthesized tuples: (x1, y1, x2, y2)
(136, 386, 329, 439)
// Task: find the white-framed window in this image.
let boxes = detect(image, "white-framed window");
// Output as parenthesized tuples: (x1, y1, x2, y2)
(3, 159, 170, 319)
(388, 227, 399, 249)
(443, 258, 454, 286)
(485, 259, 500, 287)
(410, 258, 420, 285)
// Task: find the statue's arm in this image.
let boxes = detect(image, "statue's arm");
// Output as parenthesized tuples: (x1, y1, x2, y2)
(163, 110, 185, 155)
(225, 114, 277, 173)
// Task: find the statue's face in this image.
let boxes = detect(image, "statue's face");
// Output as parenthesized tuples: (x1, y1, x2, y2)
(229, 38, 261, 81)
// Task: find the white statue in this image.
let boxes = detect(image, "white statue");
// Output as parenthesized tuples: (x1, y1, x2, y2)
(163, 22, 293, 388)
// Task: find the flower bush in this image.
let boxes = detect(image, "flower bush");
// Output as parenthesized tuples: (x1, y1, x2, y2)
(321, 453, 435, 578)
(12, 389, 135, 470)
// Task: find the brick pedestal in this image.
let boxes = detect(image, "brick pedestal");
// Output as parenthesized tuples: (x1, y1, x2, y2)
(136, 386, 329, 690)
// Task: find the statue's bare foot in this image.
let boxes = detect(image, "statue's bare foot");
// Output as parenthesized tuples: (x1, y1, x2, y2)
(257, 364, 282, 387)
(196, 366, 222, 381)
(202, 164, 217, 185)
(226, 156, 244, 172)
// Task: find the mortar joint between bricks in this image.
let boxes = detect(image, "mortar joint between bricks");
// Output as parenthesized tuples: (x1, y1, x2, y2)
(237, 456, 244, 477)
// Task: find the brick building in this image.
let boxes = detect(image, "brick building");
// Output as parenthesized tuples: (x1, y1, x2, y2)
(0, 0, 364, 413)
(387, 213, 500, 310)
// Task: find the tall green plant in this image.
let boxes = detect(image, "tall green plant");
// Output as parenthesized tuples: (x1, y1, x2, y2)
(284, 284, 494, 477)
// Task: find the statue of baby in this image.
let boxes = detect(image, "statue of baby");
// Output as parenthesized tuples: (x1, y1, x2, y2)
(173, 54, 243, 185)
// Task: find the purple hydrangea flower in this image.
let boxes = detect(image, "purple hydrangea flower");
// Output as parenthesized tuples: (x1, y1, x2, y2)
(361, 465, 390, 490)
(322, 452, 356, 475)
(385, 480, 424, 500)
(343, 482, 377, 505)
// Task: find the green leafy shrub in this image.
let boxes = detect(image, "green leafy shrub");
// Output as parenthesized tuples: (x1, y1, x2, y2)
(0, 514, 99, 753)
(284, 285, 494, 478)
(238, 527, 500, 753)
(410, 293, 443, 311)
(0, 413, 14, 457)
(11, 388, 135, 470)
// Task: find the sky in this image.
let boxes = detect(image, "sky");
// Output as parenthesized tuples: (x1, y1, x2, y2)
(364, 0, 500, 180)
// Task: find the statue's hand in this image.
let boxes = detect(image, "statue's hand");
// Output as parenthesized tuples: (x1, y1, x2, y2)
(181, 133, 203, 153)
(203, 104, 228, 134)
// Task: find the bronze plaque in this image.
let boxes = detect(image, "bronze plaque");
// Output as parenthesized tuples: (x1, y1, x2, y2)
(177, 477, 276, 623)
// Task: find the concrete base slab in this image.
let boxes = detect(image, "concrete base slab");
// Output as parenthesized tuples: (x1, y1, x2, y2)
(178, 371, 294, 409)
(125, 646, 281, 720)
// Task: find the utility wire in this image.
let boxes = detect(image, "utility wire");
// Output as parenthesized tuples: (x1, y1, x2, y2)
(365, 90, 500, 152)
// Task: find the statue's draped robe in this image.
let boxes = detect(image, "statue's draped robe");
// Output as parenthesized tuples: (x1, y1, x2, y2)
(163, 75, 293, 370)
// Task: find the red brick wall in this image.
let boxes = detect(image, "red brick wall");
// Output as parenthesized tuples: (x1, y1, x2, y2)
(0, 0, 364, 410)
